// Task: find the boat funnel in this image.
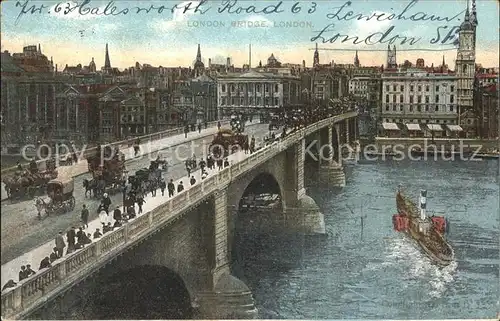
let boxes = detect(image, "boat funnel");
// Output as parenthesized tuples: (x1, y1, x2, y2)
(419, 190, 427, 220)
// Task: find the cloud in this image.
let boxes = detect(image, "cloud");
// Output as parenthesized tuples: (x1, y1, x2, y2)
(150, 0, 201, 32)
(352, 11, 393, 38)
(49, 1, 106, 20)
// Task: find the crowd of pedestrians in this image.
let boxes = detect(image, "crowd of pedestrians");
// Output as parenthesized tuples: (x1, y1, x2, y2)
(1, 128, 289, 292)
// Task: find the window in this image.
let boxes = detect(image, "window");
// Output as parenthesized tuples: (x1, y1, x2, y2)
(393, 85, 396, 91)
(418, 86, 422, 92)
(435, 95, 439, 103)
(265, 84, 269, 92)
(436, 85, 439, 92)
(417, 105, 421, 112)
(450, 85, 454, 92)
(450, 95, 454, 103)
(274, 97, 279, 105)
(426, 85, 429, 92)
(410, 85, 414, 92)
(409, 96, 414, 103)
(417, 96, 422, 103)
(386, 105, 389, 111)
(449, 105, 454, 112)
(400, 95, 403, 103)
(425, 105, 429, 112)
(392, 95, 396, 103)
(275, 84, 279, 92)
(231, 84, 235, 92)
(436, 120, 440, 124)
(221, 84, 226, 92)
(392, 105, 396, 111)
(385, 94, 389, 103)
(463, 65, 467, 73)
(425, 96, 429, 103)
(386, 85, 389, 92)
(435, 105, 439, 112)
(444, 120, 447, 124)
(409, 105, 413, 112)
(256, 84, 261, 92)
(400, 85, 404, 91)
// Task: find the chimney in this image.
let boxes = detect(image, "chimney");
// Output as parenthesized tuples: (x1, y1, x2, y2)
(208, 58, 211, 67)
(226, 57, 231, 68)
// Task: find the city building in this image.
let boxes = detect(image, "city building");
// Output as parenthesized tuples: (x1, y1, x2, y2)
(381, 62, 458, 137)
(474, 83, 499, 139)
(217, 70, 301, 118)
(379, 0, 477, 138)
(476, 66, 498, 87)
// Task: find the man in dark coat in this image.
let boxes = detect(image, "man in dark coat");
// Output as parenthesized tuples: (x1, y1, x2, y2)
(55, 232, 66, 258)
(167, 179, 175, 197)
(177, 181, 184, 193)
(25, 264, 35, 277)
(66, 227, 76, 254)
(113, 206, 122, 223)
(190, 176, 196, 186)
(39, 257, 52, 270)
(159, 178, 166, 196)
(136, 196, 145, 214)
(19, 266, 27, 281)
(81, 205, 89, 229)
(94, 228, 102, 240)
(49, 247, 58, 263)
(76, 227, 85, 244)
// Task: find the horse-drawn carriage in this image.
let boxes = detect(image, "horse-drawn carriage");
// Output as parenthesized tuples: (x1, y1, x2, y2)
(35, 178, 75, 217)
(84, 146, 127, 197)
(128, 165, 161, 194)
(3, 160, 58, 201)
(209, 129, 249, 158)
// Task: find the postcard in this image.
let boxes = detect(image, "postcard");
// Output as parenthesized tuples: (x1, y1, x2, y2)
(1, 0, 498, 320)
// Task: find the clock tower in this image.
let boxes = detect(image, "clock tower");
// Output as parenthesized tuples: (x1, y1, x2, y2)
(455, 0, 476, 113)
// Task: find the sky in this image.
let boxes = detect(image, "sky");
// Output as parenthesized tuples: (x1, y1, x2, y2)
(1, 0, 498, 69)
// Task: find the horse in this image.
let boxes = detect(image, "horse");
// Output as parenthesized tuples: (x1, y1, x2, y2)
(83, 179, 96, 198)
(34, 197, 47, 219)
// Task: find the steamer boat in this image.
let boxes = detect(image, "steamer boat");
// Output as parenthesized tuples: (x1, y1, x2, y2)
(393, 187, 454, 266)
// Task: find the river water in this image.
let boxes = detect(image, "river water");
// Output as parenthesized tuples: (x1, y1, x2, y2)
(232, 158, 499, 319)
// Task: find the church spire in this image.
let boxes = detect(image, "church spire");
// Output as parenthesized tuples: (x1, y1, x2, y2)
(38, 44, 41, 53)
(313, 43, 319, 67)
(104, 43, 111, 69)
(196, 44, 202, 62)
(354, 50, 360, 67)
(442, 55, 445, 66)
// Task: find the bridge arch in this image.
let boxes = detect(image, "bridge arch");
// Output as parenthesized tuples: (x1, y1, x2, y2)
(84, 265, 193, 319)
(226, 152, 289, 213)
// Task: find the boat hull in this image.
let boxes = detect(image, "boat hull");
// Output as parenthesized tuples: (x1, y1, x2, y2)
(401, 228, 454, 267)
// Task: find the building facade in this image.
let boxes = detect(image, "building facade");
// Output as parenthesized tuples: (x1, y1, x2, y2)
(216, 70, 301, 118)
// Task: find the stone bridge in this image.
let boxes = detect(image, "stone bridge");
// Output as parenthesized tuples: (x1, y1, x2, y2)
(1, 111, 358, 320)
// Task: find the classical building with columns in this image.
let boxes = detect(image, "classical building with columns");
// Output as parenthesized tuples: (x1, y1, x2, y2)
(216, 70, 302, 118)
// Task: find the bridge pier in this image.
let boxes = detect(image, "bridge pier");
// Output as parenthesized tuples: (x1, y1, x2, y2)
(318, 125, 346, 187)
(195, 189, 258, 319)
(283, 139, 325, 234)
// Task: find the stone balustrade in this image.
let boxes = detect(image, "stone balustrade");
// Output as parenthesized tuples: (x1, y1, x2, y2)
(0, 112, 357, 319)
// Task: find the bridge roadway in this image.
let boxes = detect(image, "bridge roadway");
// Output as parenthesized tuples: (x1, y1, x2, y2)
(0, 122, 268, 265)
(1, 120, 237, 201)
(0, 112, 358, 319)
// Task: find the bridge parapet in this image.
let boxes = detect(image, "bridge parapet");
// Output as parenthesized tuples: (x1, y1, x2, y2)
(1, 111, 358, 319)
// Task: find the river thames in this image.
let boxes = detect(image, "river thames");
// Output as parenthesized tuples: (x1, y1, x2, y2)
(233, 158, 499, 319)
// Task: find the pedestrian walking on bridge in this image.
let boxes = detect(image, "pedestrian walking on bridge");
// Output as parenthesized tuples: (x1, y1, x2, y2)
(159, 178, 166, 196)
(81, 204, 89, 229)
(167, 179, 175, 197)
(190, 176, 196, 186)
(55, 232, 66, 258)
